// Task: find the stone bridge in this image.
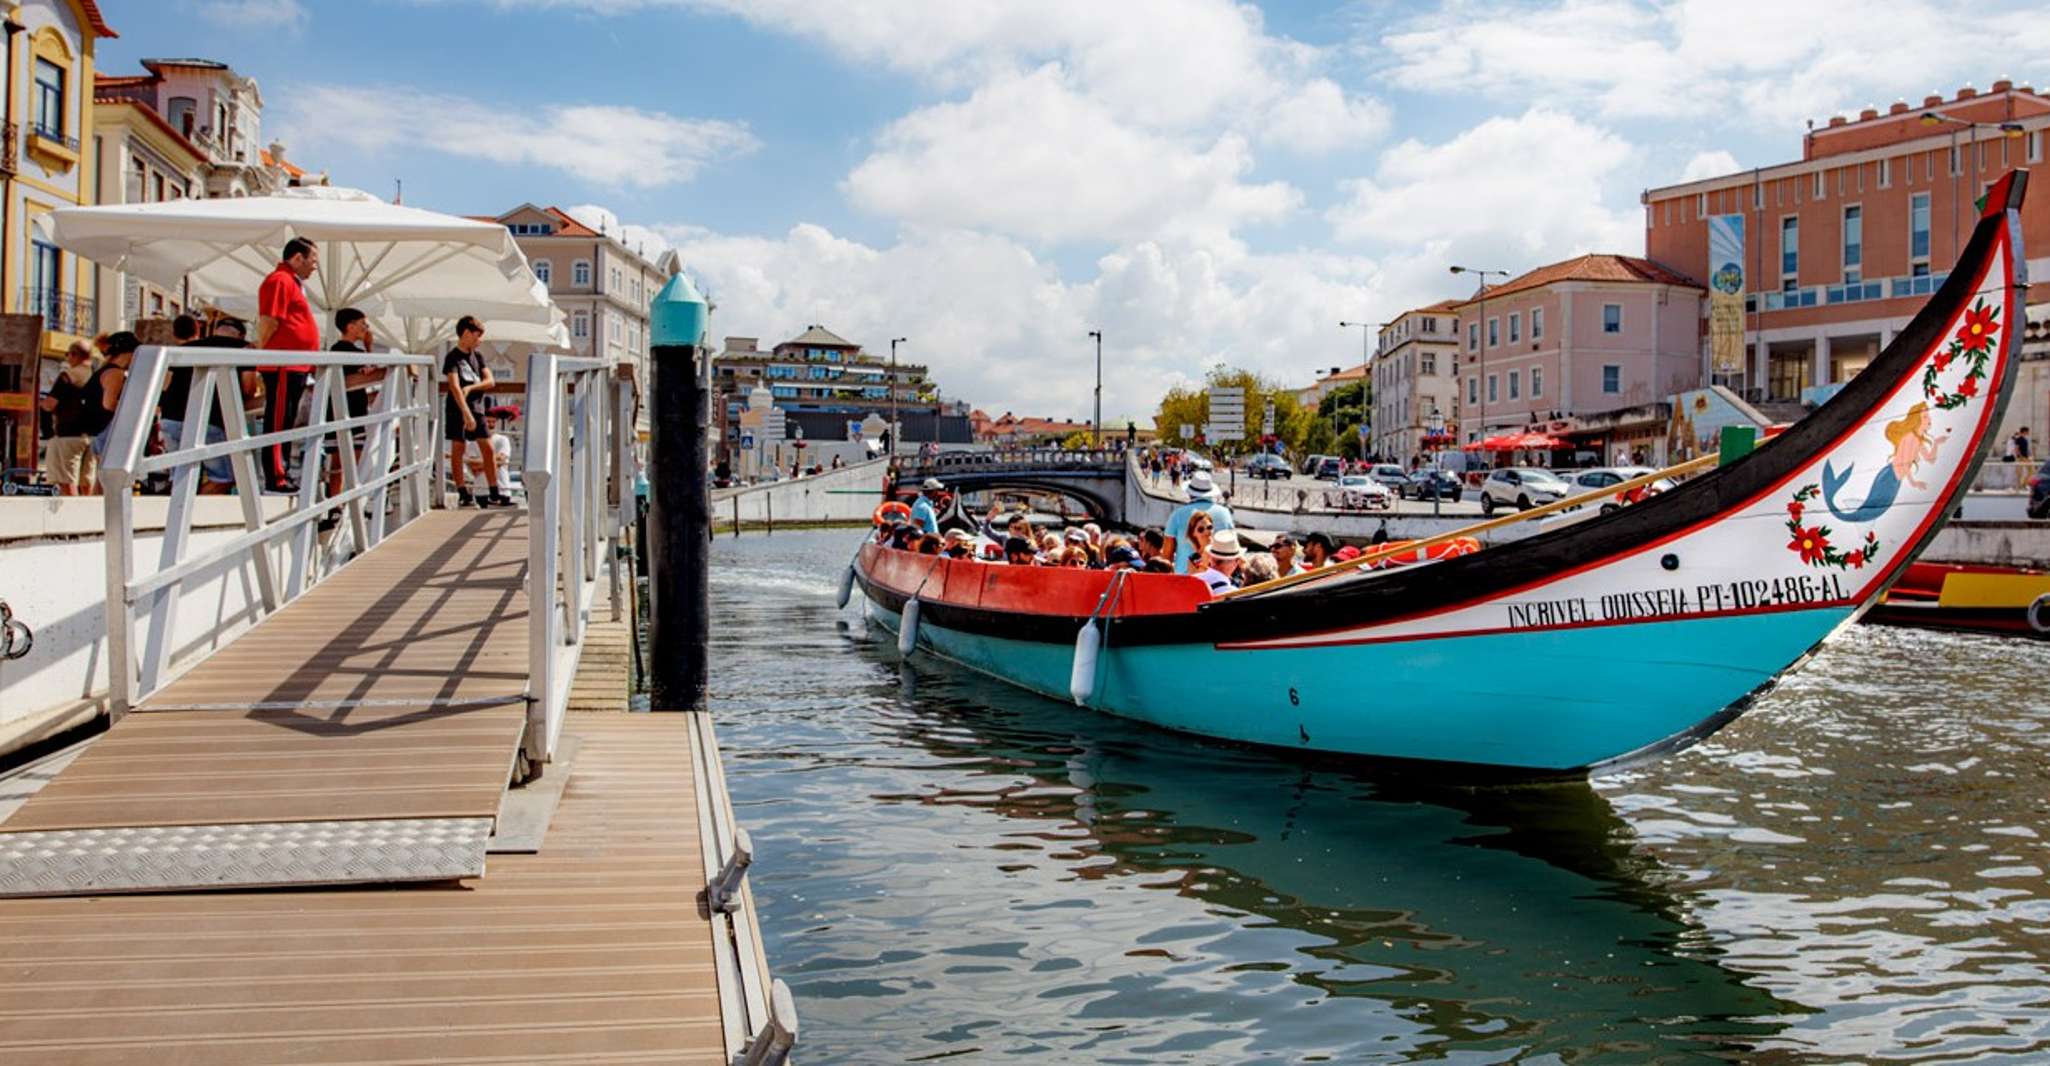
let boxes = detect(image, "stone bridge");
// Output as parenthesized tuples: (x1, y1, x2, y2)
(894, 448, 1131, 523)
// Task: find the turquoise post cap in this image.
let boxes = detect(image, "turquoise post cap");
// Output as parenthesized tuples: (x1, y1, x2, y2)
(651, 271, 708, 349)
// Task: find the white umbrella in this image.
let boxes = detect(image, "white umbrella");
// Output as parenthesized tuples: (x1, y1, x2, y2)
(48, 186, 555, 331)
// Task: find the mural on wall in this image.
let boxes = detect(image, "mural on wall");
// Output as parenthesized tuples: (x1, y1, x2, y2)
(1666, 387, 1763, 460)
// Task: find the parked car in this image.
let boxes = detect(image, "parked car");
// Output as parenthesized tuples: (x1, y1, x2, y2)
(1561, 467, 1676, 513)
(1301, 453, 1331, 476)
(2030, 459, 2050, 519)
(1315, 456, 1344, 480)
(1246, 453, 1292, 480)
(1479, 467, 1571, 514)
(1367, 463, 1409, 491)
(1333, 474, 1393, 510)
(1403, 469, 1462, 502)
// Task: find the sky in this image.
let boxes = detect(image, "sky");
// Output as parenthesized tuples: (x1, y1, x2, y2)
(108, 0, 2050, 422)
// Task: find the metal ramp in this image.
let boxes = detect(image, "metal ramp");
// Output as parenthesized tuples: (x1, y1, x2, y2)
(0, 512, 531, 898)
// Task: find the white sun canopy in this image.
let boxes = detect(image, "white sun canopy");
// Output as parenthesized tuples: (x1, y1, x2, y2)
(47, 186, 556, 330)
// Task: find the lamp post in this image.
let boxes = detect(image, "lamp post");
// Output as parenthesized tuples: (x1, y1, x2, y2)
(1426, 409, 1446, 517)
(1087, 329, 1103, 448)
(1448, 266, 1509, 452)
(888, 336, 907, 458)
(1338, 321, 1373, 461)
(1919, 111, 2025, 262)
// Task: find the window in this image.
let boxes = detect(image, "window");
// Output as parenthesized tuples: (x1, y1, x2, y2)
(1909, 191, 1930, 266)
(1487, 375, 1498, 403)
(1422, 316, 1437, 334)
(1467, 322, 1478, 351)
(1878, 158, 1891, 188)
(1949, 145, 1960, 176)
(1421, 353, 1436, 376)
(1780, 216, 1798, 280)
(1602, 365, 1621, 393)
(1663, 201, 1671, 225)
(2030, 131, 2043, 165)
(1468, 377, 1478, 405)
(1602, 304, 1622, 334)
(533, 259, 552, 286)
(1697, 192, 1707, 216)
(1531, 366, 1543, 397)
(1842, 205, 1862, 282)
(33, 58, 63, 140)
(572, 310, 590, 338)
(1508, 370, 1521, 400)
(1531, 307, 1544, 340)
(572, 259, 591, 286)
(508, 222, 555, 235)
(1507, 312, 1521, 343)
(1814, 172, 1826, 199)
(1487, 318, 1498, 347)
(29, 239, 59, 296)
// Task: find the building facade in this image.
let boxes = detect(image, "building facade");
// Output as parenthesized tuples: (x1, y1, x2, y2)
(89, 77, 204, 325)
(94, 57, 325, 201)
(0, 1, 117, 475)
(711, 327, 942, 466)
(486, 204, 659, 370)
(1295, 362, 1366, 411)
(1369, 298, 1459, 464)
(1450, 253, 1705, 459)
(1642, 79, 2050, 411)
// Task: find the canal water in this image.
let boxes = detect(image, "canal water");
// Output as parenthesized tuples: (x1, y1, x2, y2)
(706, 528, 2050, 1063)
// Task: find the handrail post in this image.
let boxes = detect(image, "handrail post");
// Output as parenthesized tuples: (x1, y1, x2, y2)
(522, 351, 562, 768)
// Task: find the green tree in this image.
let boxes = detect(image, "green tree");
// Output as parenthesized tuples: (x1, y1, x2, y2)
(1152, 366, 1313, 458)
(1059, 429, 1094, 450)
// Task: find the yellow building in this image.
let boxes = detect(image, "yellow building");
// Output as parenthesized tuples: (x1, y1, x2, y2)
(0, 1, 115, 475)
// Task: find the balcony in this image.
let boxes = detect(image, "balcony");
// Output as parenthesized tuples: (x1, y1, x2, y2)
(25, 121, 78, 171)
(21, 288, 97, 337)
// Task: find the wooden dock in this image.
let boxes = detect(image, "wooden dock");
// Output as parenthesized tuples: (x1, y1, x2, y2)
(0, 510, 784, 1062)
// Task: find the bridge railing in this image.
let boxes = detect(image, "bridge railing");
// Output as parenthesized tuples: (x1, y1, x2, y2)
(523, 352, 638, 767)
(904, 446, 1127, 475)
(99, 344, 440, 714)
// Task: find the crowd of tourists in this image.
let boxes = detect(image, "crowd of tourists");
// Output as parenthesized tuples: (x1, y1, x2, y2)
(32, 238, 513, 508)
(871, 472, 1367, 599)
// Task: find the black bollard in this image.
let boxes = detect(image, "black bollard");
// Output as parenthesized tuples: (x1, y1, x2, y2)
(647, 272, 711, 712)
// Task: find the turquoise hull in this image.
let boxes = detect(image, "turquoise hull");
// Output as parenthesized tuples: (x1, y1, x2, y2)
(869, 602, 1855, 772)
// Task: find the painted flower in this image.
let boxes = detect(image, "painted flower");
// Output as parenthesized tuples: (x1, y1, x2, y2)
(1958, 377, 1979, 398)
(1789, 526, 1831, 564)
(1845, 550, 1864, 567)
(1787, 500, 1805, 521)
(1956, 304, 1999, 348)
(1933, 351, 1953, 373)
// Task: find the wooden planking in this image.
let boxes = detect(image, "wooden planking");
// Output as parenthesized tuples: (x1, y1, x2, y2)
(0, 704, 525, 832)
(143, 509, 532, 712)
(0, 714, 728, 1066)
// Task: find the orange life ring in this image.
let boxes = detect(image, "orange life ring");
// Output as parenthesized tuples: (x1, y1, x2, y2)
(874, 500, 913, 527)
(1365, 536, 1482, 570)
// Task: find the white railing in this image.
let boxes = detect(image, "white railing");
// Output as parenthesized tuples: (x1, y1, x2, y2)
(100, 344, 441, 715)
(522, 352, 638, 767)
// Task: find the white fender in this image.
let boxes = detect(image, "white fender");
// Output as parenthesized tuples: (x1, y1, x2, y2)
(2029, 593, 2050, 635)
(836, 564, 856, 609)
(1069, 619, 1101, 706)
(897, 598, 921, 656)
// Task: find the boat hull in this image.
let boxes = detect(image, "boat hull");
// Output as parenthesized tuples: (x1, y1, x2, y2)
(1865, 560, 2050, 639)
(865, 597, 1853, 773)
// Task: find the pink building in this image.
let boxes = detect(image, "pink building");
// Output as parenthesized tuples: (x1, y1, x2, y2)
(1451, 254, 1705, 460)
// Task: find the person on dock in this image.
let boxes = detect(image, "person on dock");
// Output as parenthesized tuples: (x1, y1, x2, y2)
(1163, 470, 1233, 574)
(1194, 528, 1243, 596)
(254, 238, 321, 494)
(444, 316, 511, 508)
(38, 341, 99, 495)
(911, 478, 943, 534)
(85, 332, 141, 464)
(157, 315, 234, 494)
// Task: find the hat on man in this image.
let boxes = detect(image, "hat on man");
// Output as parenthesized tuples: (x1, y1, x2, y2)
(1186, 470, 1218, 498)
(1106, 545, 1143, 567)
(943, 528, 971, 542)
(921, 477, 944, 491)
(1208, 529, 1244, 559)
(1063, 527, 1089, 543)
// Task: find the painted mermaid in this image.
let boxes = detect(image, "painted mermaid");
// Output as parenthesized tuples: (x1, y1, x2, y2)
(1822, 401, 1950, 523)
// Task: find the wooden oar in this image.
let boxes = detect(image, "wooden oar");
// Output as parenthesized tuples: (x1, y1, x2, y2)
(1218, 452, 1724, 600)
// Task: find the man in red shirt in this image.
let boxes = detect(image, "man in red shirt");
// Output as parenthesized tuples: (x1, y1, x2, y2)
(255, 237, 320, 492)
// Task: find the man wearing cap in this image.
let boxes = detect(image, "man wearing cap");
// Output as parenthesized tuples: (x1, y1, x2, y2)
(1163, 469, 1234, 574)
(1194, 529, 1244, 596)
(941, 529, 976, 559)
(911, 477, 943, 535)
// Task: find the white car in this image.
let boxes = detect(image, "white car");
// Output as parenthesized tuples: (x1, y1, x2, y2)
(1562, 467, 1676, 513)
(1479, 467, 1571, 514)
(1333, 474, 1393, 510)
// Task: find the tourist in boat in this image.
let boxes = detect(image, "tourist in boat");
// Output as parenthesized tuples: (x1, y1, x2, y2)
(1103, 539, 1144, 570)
(1193, 528, 1243, 596)
(915, 533, 942, 555)
(1002, 535, 1037, 565)
(910, 478, 943, 534)
(1138, 528, 1170, 569)
(942, 530, 976, 559)
(1164, 470, 1233, 574)
(1183, 510, 1217, 572)
(1057, 546, 1090, 568)
(1271, 533, 1304, 576)
(1301, 531, 1335, 569)
(1241, 551, 1279, 586)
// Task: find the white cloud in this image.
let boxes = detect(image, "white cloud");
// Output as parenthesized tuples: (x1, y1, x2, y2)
(843, 65, 1300, 245)
(561, 204, 674, 262)
(1257, 78, 1392, 155)
(1373, 0, 2050, 129)
(194, 0, 308, 31)
(1681, 150, 1741, 181)
(281, 86, 756, 189)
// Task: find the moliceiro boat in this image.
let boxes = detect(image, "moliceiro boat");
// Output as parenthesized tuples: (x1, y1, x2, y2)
(853, 171, 2030, 776)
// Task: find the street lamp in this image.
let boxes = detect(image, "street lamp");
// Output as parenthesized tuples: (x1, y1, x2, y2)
(1449, 265, 1509, 449)
(1920, 111, 2025, 262)
(1425, 408, 1446, 517)
(1338, 321, 1372, 459)
(1087, 329, 1103, 448)
(888, 337, 907, 457)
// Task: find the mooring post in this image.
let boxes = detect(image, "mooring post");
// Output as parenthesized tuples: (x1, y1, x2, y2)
(648, 269, 711, 712)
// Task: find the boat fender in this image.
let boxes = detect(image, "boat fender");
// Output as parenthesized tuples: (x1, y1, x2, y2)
(2029, 593, 2050, 635)
(836, 563, 856, 609)
(898, 598, 921, 655)
(1069, 619, 1101, 706)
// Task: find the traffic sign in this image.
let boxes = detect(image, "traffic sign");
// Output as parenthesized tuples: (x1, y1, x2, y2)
(1179, 422, 1195, 440)
(1207, 386, 1245, 442)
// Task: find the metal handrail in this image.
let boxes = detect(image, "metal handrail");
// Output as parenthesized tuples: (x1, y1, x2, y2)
(522, 351, 638, 768)
(102, 344, 442, 714)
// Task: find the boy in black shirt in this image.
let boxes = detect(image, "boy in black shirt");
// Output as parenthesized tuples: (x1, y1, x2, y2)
(443, 315, 510, 507)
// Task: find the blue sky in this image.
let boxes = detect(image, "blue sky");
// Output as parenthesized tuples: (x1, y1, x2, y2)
(110, 1, 2050, 419)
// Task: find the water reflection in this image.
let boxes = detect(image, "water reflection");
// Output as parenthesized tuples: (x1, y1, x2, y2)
(709, 532, 1806, 1062)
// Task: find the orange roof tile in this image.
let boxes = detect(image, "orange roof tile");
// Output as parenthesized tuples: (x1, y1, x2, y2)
(1450, 254, 1701, 307)
(78, 1, 117, 38)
